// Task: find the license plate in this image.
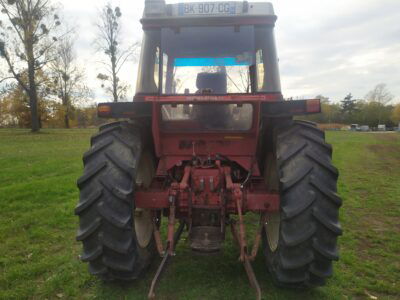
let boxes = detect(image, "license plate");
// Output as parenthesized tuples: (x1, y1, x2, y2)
(178, 2, 237, 16)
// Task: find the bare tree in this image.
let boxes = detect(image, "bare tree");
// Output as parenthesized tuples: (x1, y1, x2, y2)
(365, 83, 394, 105)
(0, 64, 15, 84)
(0, 0, 62, 132)
(315, 94, 330, 104)
(50, 34, 91, 128)
(200, 66, 250, 93)
(94, 4, 139, 102)
(365, 83, 394, 124)
(0, 61, 14, 94)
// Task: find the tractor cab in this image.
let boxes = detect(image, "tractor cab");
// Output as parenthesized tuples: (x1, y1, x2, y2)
(136, 1, 281, 96)
(134, 0, 287, 167)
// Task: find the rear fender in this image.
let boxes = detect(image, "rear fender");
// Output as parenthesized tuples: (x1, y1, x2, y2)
(262, 99, 321, 117)
(97, 102, 152, 119)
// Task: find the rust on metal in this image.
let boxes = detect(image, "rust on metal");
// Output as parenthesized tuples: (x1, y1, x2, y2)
(244, 255, 262, 300)
(148, 249, 169, 299)
(249, 213, 268, 261)
(152, 212, 164, 256)
(234, 185, 247, 262)
(229, 191, 264, 299)
(148, 221, 186, 299)
(167, 195, 177, 255)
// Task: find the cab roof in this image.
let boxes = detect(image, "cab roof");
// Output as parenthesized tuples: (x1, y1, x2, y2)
(141, 1, 277, 28)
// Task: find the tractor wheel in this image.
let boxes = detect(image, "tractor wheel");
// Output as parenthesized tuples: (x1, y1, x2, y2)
(263, 120, 342, 287)
(75, 121, 157, 280)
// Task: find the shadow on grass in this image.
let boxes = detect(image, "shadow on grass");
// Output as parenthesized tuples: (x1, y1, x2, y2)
(91, 241, 332, 300)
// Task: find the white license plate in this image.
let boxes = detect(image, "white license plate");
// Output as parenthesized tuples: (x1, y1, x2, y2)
(178, 2, 237, 16)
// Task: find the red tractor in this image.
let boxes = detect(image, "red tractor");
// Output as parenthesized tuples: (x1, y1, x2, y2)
(76, 1, 342, 298)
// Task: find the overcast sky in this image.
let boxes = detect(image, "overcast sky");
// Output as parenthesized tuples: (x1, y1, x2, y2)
(3, 0, 400, 104)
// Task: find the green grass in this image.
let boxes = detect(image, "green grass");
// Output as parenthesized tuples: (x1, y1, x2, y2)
(0, 129, 399, 299)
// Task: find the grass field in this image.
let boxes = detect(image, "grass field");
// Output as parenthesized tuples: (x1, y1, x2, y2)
(0, 129, 399, 300)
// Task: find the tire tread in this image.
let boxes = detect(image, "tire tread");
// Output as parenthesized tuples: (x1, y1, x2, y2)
(263, 120, 341, 288)
(76, 122, 155, 280)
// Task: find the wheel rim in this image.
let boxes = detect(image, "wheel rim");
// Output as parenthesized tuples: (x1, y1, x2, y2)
(134, 209, 153, 248)
(265, 212, 280, 252)
(263, 152, 280, 252)
(134, 152, 155, 248)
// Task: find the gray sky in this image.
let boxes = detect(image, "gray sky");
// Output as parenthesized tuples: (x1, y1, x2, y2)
(4, 0, 400, 103)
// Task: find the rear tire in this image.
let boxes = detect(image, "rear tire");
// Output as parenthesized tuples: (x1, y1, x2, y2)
(75, 121, 156, 280)
(263, 120, 342, 287)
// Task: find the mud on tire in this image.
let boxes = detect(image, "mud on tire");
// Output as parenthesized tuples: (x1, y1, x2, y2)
(75, 121, 156, 280)
(263, 120, 342, 287)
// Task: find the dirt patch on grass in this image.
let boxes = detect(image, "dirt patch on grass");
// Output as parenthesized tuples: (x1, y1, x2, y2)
(354, 212, 400, 259)
(368, 144, 399, 154)
(367, 144, 400, 167)
(371, 132, 400, 142)
(367, 215, 399, 233)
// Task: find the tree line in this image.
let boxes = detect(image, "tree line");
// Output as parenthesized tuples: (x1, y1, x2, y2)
(1, 1, 399, 131)
(0, 0, 138, 131)
(296, 83, 400, 128)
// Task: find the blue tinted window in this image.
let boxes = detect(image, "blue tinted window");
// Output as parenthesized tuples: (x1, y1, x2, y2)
(174, 57, 250, 67)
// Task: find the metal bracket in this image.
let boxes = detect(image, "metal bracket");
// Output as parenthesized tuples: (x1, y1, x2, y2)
(153, 211, 164, 257)
(148, 221, 186, 299)
(148, 169, 191, 299)
(249, 213, 267, 261)
(229, 184, 266, 300)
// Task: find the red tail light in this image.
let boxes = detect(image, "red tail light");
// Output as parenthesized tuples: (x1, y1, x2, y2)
(306, 99, 321, 113)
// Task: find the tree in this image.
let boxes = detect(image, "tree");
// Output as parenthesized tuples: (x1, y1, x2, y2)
(352, 101, 394, 127)
(0, 93, 19, 127)
(340, 93, 359, 122)
(0, 0, 62, 132)
(0, 60, 14, 85)
(224, 66, 250, 93)
(95, 4, 139, 102)
(392, 103, 400, 126)
(1, 81, 32, 127)
(50, 34, 91, 128)
(315, 94, 330, 104)
(365, 83, 394, 125)
(365, 83, 394, 105)
(0, 73, 14, 96)
(0, 69, 55, 127)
